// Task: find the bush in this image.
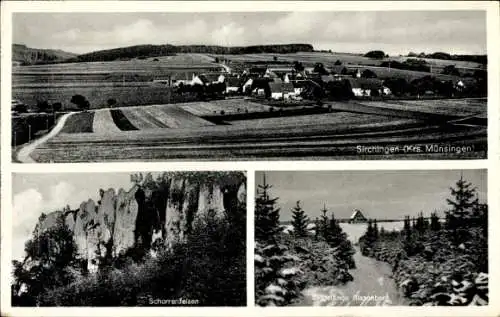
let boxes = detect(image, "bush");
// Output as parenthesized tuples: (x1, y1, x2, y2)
(36, 100, 50, 113)
(70, 94, 90, 111)
(52, 102, 62, 112)
(364, 50, 386, 59)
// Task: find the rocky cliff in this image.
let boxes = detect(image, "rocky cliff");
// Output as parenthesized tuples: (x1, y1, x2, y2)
(31, 173, 246, 273)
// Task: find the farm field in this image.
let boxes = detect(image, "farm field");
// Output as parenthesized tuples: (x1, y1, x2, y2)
(119, 105, 215, 129)
(12, 85, 174, 110)
(230, 112, 389, 128)
(12, 53, 223, 109)
(13, 53, 218, 73)
(375, 98, 486, 117)
(29, 123, 486, 162)
(21, 98, 486, 162)
(216, 52, 484, 72)
(180, 99, 272, 116)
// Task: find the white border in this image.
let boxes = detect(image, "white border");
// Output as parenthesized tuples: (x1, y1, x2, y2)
(1, 1, 499, 316)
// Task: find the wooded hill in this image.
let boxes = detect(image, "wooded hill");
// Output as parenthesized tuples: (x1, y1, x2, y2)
(66, 44, 315, 63)
(13, 44, 77, 65)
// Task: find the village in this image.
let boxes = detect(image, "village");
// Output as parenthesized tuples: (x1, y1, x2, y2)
(160, 58, 485, 104)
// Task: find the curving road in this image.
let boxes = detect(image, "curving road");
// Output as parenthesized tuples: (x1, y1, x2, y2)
(16, 112, 75, 163)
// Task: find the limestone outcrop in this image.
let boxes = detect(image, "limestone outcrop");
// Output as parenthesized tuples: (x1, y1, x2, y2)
(25, 173, 246, 272)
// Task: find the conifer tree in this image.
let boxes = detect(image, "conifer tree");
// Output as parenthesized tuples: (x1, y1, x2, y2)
(403, 215, 411, 236)
(318, 204, 329, 239)
(254, 173, 303, 306)
(446, 173, 477, 228)
(430, 212, 441, 231)
(445, 173, 480, 244)
(327, 213, 339, 243)
(373, 219, 379, 239)
(255, 173, 281, 242)
(361, 219, 378, 255)
(314, 217, 321, 240)
(323, 211, 356, 269)
(411, 217, 417, 231)
(421, 212, 430, 231)
(291, 201, 309, 237)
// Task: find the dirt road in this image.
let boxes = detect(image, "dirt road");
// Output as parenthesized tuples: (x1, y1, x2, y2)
(16, 112, 74, 163)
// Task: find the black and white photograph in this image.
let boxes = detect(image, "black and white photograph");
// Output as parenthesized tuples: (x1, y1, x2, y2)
(254, 170, 488, 306)
(11, 10, 487, 162)
(10, 171, 247, 306)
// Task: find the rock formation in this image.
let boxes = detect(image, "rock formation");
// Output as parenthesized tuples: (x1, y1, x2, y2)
(26, 173, 246, 273)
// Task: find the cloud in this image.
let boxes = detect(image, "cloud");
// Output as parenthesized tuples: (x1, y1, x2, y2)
(211, 22, 246, 46)
(14, 11, 486, 55)
(12, 181, 85, 261)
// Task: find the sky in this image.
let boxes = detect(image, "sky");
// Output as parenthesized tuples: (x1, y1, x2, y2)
(12, 172, 138, 261)
(12, 11, 486, 55)
(255, 170, 487, 222)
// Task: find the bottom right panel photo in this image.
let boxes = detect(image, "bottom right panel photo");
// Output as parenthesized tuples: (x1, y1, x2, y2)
(254, 169, 488, 307)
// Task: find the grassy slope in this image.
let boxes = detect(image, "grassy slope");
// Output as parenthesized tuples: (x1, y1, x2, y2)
(13, 44, 77, 64)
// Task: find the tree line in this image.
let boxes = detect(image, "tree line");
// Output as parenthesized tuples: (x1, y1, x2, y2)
(68, 44, 314, 63)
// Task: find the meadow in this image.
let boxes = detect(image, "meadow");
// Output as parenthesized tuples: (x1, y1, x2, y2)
(12, 54, 222, 109)
(216, 52, 483, 80)
(29, 110, 486, 162)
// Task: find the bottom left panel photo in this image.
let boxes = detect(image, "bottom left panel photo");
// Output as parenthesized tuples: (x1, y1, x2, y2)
(10, 171, 247, 307)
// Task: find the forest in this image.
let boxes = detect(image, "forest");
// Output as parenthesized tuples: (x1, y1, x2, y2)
(68, 44, 314, 63)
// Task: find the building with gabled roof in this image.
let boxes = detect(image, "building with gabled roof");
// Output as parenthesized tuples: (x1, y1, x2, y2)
(192, 73, 225, 86)
(349, 209, 367, 223)
(225, 77, 242, 93)
(346, 78, 385, 97)
(269, 82, 296, 100)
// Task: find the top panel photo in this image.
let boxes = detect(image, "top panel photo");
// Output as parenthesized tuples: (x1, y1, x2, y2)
(10, 10, 487, 162)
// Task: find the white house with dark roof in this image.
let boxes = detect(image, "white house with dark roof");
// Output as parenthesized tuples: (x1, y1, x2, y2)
(346, 78, 389, 97)
(192, 73, 225, 86)
(265, 67, 294, 80)
(225, 77, 241, 93)
(269, 82, 296, 100)
(349, 209, 367, 223)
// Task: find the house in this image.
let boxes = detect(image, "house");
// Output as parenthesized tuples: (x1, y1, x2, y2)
(170, 73, 194, 87)
(192, 73, 225, 86)
(329, 65, 347, 75)
(249, 78, 273, 98)
(248, 66, 267, 77)
(349, 209, 367, 224)
(321, 75, 336, 83)
(225, 77, 241, 94)
(284, 72, 305, 83)
(242, 78, 253, 93)
(453, 78, 476, 92)
(269, 82, 296, 100)
(265, 67, 294, 80)
(382, 86, 392, 95)
(346, 78, 386, 97)
(294, 80, 324, 99)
